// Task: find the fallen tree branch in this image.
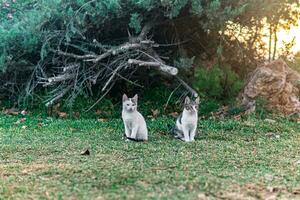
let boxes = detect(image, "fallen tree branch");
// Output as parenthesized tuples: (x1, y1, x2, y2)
(36, 22, 198, 108)
(86, 43, 144, 63)
(128, 59, 178, 75)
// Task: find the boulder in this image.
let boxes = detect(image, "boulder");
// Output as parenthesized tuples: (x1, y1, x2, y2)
(242, 59, 300, 115)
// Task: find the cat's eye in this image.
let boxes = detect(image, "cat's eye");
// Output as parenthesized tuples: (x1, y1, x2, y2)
(127, 104, 130, 106)
(132, 104, 136, 106)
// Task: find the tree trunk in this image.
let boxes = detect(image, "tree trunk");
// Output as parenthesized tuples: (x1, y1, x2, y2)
(272, 25, 278, 61)
(268, 24, 273, 62)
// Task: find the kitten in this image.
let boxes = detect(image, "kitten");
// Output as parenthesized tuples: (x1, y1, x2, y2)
(172, 96, 199, 142)
(122, 94, 148, 141)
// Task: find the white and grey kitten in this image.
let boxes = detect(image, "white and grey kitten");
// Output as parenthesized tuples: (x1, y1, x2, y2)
(172, 96, 200, 142)
(122, 94, 148, 141)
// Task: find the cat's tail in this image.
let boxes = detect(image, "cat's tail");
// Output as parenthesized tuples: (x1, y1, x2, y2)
(168, 124, 184, 140)
(123, 134, 146, 142)
(167, 124, 176, 135)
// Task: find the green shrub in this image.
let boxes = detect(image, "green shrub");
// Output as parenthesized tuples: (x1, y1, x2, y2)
(194, 65, 243, 101)
(199, 100, 221, 116)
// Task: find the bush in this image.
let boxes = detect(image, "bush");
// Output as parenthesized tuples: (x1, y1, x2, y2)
(194, 64, 244, 102)
(198, 100, 221, 116)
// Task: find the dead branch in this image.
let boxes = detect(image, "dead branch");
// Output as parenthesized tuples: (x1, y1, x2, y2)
(86, 43, 143, 63)
(128, 59, 178, 75)
(98, 63, 143, 88)
(47, 74, 75, 84)
(45, 85, 73, 107)
(132, 50, 198, 98)
(50, 49, 96, 60)
(85, 83, 115, 112)
(176, 76, 198, 98)
(102, 64, 124, 92)
(139, 22, 153, 40)
(63, 63, 80, 72)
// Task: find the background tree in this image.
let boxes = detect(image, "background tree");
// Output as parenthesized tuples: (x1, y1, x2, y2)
(0, 0, 299, 108)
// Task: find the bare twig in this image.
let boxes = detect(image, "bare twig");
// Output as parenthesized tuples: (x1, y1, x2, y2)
(102, 64, 124, 92)
(164, 84, 181, 110)
(139, 22, 154, 40)
(63, 63, 80, 72)
(98, 63, 143, 88)
(47, 74, 75, 84)
(85, 83, 115, 112)
(45, 85, 72, 107)
(50, 49, 96, 59)
(175, 76, 198, 98)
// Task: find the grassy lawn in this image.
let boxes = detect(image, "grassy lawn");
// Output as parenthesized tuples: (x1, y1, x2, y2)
(0, 114, 299, 199)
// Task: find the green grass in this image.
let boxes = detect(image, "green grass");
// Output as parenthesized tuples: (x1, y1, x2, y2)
(0, 114, 299, 199)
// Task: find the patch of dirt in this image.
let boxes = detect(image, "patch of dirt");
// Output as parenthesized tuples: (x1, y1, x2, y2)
(0, 162, 71, 177)
(216, 183, 298, 200)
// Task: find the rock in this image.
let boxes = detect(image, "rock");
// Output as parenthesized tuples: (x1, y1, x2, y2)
(21, 125, 28, 129)
(242, 59, 300, 116)
(21, 110, 28, 116)
(80, 149, 90, 156)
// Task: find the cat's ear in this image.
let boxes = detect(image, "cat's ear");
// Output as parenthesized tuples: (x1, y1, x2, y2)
(122, 94, 128, 102)
(195, 97, 200, 104)
(132, 94, 138, 103)
(185, 96, 190, 104)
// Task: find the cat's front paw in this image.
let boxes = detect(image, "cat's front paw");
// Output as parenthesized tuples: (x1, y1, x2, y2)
(184, 138, 195, 142)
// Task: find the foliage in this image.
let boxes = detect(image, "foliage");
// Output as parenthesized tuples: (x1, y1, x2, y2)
(0, 114, 299, 199)
(285, 54, 300, 98)
(193, 65, 244, 101)
(129, 13, 142, 34)
(287, 52, 300, 73)
(251, 96, 271, 119)
(0, 0, 299, 106)
(198, 99, 221, 115)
